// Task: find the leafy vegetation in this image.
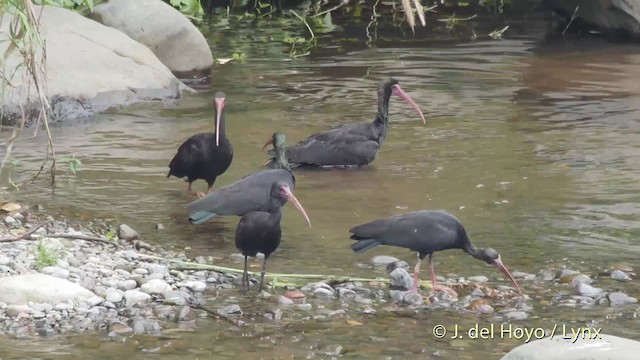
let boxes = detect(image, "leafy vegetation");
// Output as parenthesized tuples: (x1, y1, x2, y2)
(34, 239, 58, 269)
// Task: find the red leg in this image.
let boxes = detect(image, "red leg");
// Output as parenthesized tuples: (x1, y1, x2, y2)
(428, 254, 457, 297)
(187, 183, 202, 197)
(411, 258, 422, 293)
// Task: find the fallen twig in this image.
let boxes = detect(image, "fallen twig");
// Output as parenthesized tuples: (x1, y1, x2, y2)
(138, 254, 433, 289)
(191, 303, 246, 327)
(0, 222, 121, 248)
(562, 6, 580, 36)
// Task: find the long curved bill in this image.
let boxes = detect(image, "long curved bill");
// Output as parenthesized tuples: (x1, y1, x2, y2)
(281, 186, 311, 227)
(391, 84, 426, 124)
(214, 96, 225, 147)
(261, 138, 273, 152)
(492, 256, 522, 295)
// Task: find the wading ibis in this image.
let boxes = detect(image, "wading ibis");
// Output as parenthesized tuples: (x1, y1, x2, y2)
(167, 91, 233, 198)
(265, 77, 425, 168)
(349, 210, 522, 295)
(187, 132, 295, 224)
(236, 181, 311, 291)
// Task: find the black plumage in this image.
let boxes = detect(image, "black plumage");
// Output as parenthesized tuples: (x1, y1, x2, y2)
(350, 210, 522, 295)
(187, 132, 294, 224)
(235, 181, 311, 292)
(168, 91, 233, 198)
(266, 77, 425, 168)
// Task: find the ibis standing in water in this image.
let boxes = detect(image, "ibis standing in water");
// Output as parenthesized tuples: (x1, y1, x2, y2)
(167, 91, 233, 198)
(235, 181, 311, 291)
(349, 210, 522, 295)
(187, 132, 295, 224)
(265, 77, 426, 168)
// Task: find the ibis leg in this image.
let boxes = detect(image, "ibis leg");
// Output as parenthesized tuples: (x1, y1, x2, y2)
(427, 254, 457, 297)
(240, 256, 249, 292)
(411, 257, 422, 293)
(258, 257, 268, 292)
(187, 182, 203, 198)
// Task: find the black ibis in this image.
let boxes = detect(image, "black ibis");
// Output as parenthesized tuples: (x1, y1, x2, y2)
(167, 91, 233, 198)
(265, 77, 425, 168)
(349, 210, 522, 295)
(236, 181, 311, 291)
(187, 132, 295, 224)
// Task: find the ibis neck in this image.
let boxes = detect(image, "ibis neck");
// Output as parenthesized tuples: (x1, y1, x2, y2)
(463, 242, 483, 261)
(267, 196, 283, 222)
(273, 146, 291, 171)
(373, 91, 392, 127)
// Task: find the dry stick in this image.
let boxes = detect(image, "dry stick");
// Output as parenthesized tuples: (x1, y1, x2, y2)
(562, 6, 580, 36)
(191, 303, 246, 327)
(311, 0, 348, 18)
(137, 254, 433, 289)
(0, 222, 121, 248)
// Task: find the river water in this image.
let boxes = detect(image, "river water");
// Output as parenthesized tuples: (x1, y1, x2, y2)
(1, 6, 639, 359)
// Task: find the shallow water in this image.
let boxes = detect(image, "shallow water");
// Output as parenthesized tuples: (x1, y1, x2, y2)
(1, 6, 640, 359)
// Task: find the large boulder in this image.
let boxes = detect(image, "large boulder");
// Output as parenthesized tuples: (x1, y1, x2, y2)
(544, 0, 640, 37)
(92, 0, 214, 77)
(0, 5, 187, 125)
(501, 333, 640, 360)
(0, 274, 96, 304)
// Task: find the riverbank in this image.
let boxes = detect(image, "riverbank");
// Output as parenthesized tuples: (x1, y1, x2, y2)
(0, 204, 637, 356)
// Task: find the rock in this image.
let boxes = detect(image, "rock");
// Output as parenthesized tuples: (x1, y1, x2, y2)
(117, 224, 139, 241)
(109, 322, 133, 335)
(163, 291, 191, 306)
(124, 290, 151, 306)
(175, 306, 195, 322)
(543, 0, 640, 38)
(4, 216, 16, 226)
(40, 266, 70, 279)
(569, 274, 592, 286)
(337, 288, 356, 300)
(182, 281, 206, 293)
(0, 5, 186, 126)
(386, 261, 410, 273)
(537, 269, 556, 281)
(389, 290, 405, 303)
(92, 0, 213, 75)
(575, 283, 603, 298)
(402, 292, 424, 306)
(147, 264, 169, 274)
(371, 255, 400, 267)
(500, 333, 640, 360)
(389, 268, 413, 291)
(505, 311, 528, 320)
(610, 270, 632, 281)
(156, 223, 165, 231)
(140, 279, 172, 295)
(217, 304, 242, 316)
(467, 276, 489, 284)
(117, 280, 138, 291)
(607, 292, 638, 306)
(313, 288, 335, 299)
(558, 269, 579, 279)
(0, 274, 96, 304)
(86, 296, 104, 307)
(276, 295, 294, 305)
(0, 255, 11, 266)
(105, 289, 124, 303)
(284, 290, 306, 300)
(5, 304, 31, 317)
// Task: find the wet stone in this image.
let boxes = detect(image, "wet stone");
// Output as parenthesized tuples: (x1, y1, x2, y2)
(313, 288, 335, 299)
(337, 288, 356, 300)
(40, 266, 70, 279)
(558, 269, 579, 279)
(117, 224, 139, 241)
(182, 281, 206, 293)
(389, 290, 405, 303)
(389, 268, 413, 291)
(117, 280, 137, 291)
(569, 274, 592, 286)
(575, 283, 603, 298)
(124, 290, 151, 306)
(163, 290, 191, 306)
(403, 292, 424, 306)
(109, 322, 133, 335)
(140, 279, 172, 295)
(175, 306, 195, 322)
(86, 296, 104, 307)
(217, 304, 242, 316)
(610, 270, 632, 281)
(386, 261, 410, 273)
(371, 255, 400, 267)
(505, 311, 528, 320)
(468, 276, 489, 284)
(6, 305, 31, 317)
(354, 295, 373, 305)
(536, 269, 556, 281)
(105, 289, 124, 303)
(608, 292, 638, 306)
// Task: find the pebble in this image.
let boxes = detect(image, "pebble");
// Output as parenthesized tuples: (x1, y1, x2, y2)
(277, 295, 294, 305)
(109, 322, 133, 335)
(467, 276, 489, 283)
(610, 270, 631, 281)
(505, 311, 528, 320)
(133, 268, 149, 275)
(389, 290, 405, 303)
(155, 223, 165, 230)
(569, 274, 592, 286)
(217, 304, 242, 316)
(313, 288, 335, 299)
(163, 291, 190, 306)
(117, 280, 138, 291)
(0, 255, 11, 266)
(6, 305, 31, 317)
(140, 279, 172, 295)
(403, 292, 424, 306)
(389, 268, 413, 291)
(40, 266, 70, 279)
(575, 283, 603, 298)
(124, 290, 152, 306)
(105, 289, 124, 303)
(175, 306, 194, 322)
(607, 292, 638, 306)
(536, 269, 556, 281)
(4, 216, 17, 226)
(117, 224, 139, 241)
(182, 281, 206, 293)
(86, 296, 104, 307)
(371, 255, 400, 267)
(386, 261, 409, 273)
(337, 288, 356, 300)
(147, 264, 169, 275)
